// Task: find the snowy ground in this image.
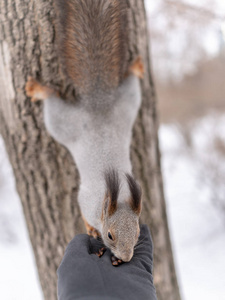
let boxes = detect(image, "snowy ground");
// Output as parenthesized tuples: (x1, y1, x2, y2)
(0, 115, 225, 300)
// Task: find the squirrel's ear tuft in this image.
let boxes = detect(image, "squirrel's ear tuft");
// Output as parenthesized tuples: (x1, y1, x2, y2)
(104, 169, 120, 216)
(102, 196, 110, 220)
(126, 174, 142, 215)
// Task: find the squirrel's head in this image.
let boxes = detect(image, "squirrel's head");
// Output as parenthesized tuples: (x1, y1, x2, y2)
(101, 170, 142, 262)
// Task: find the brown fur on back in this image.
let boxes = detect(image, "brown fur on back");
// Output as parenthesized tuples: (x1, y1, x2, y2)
(55, 0, 129, 96)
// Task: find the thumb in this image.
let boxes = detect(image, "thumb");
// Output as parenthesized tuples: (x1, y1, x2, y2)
(57, 234, 92, 276)
(65, 234, 92, 256)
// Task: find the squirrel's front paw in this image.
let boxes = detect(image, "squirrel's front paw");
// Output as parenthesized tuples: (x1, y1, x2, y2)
(25, 76, 57, 102)
(95, 247, 106, 258)
(82, 215, 101, 239)
(111, 255, 123, 266)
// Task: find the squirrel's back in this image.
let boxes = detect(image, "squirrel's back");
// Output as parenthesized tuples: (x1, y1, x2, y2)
(55, 0, 129, 96)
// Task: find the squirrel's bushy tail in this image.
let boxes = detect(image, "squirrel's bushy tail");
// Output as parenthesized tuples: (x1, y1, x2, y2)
(56, 0, 128, 96)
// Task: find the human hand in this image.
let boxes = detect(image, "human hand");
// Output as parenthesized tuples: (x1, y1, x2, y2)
(57, 225, 157, 300)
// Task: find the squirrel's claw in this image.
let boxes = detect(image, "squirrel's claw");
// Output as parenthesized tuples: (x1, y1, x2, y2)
(95, 250, 123, 266)
(95, 247, 106, 258)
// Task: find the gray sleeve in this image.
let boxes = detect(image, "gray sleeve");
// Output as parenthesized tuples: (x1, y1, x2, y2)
(57, 225, 157, 300)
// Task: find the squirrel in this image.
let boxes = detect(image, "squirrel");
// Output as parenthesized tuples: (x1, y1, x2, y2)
(25, 0, 144, 264)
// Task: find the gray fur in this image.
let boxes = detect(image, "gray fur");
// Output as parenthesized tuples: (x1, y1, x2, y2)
(101, 203, 140, 262)
(44, 74, 141, 260)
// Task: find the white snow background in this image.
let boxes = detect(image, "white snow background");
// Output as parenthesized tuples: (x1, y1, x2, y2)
(1, 114, 225, 300)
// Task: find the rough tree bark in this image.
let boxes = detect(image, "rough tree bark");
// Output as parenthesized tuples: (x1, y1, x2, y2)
(0, 1, 181, 300)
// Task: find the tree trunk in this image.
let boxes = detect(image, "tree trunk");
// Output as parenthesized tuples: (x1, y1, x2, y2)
(0, 1, 181, 300)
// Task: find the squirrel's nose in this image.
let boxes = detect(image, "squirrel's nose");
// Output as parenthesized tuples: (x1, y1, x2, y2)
(120, 250, 133, 262)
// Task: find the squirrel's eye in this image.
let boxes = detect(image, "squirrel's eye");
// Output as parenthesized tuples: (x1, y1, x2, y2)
(108, 232, 113, 240)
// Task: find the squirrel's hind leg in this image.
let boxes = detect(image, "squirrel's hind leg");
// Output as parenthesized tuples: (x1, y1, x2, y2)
(26, 76, 82, 145)
(25, 77, 59, 102)
(128, 57, 144, 79)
